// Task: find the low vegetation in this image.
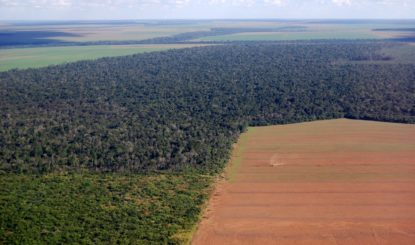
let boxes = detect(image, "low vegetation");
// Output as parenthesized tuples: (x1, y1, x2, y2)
(0, 172, 211, 244)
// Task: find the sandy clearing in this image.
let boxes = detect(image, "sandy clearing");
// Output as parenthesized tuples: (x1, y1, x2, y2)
(192, 119, 415, 245)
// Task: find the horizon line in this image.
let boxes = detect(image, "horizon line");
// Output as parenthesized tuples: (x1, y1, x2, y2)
(1, 18, 415, 22)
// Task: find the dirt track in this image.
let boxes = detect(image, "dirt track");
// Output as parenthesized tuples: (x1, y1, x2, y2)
(192, 119, 415, 245)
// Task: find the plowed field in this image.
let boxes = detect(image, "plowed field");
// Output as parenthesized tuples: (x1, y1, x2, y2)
(192, 119, 415, 245)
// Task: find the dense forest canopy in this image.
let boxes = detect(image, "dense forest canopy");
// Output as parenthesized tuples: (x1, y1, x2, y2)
(0, 42, 414, 173)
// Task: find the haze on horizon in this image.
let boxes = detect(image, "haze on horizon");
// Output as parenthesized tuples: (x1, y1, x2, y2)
(0, 0, 414, 21)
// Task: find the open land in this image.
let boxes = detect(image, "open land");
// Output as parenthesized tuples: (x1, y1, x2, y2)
(0, 20, 414, 71)
(0, 21, 207, 42)
(0, 44, 209, 71)
(192, 119, 415, 245)
(193, 27, 381, 41)
(194, 22, 415, 42)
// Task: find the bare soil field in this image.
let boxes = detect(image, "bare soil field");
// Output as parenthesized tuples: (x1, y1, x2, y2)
(192, 119, 415, 245)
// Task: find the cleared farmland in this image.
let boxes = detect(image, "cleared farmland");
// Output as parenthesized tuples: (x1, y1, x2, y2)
(192, 119, 415, 244)
(194, 30, 380, 41)
(193, 24, 384, 41)
(193, 22, 415, 42)
(0, 22, 206, 42)
(0, 44, 208, 71)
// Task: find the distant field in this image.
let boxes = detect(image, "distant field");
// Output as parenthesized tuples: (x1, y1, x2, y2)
(0, 20, 284, 43)
(194, 30, 380, 41)
(193, 119, 415, 244)
(2, 20, 414, 45)
(0, 23, 206, 42)
(51, 25, 201, 42)
(194, 22, 415, 41)
(51, 20, 290, 42)
(0, 44, 208, 71)
(1, 21, 414, 71)
(194, 24, 385, 41)
(0, 20, 311, 43)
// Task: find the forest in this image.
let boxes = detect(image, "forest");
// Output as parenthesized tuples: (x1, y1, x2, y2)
(1, 42, 415, 174)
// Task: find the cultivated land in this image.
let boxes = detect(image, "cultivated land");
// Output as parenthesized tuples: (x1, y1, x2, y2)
(0, 21, 206, 42)
(0, 44, 208, 71)
(1, 20, 414, 72)
(194, 28, 381, 41)
(193, 22, 415, 42)
(193, 119, 415, 244)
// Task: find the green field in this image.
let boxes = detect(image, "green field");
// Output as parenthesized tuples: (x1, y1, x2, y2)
(0, 44, 208, 71)
(194, 24, 386, 41)
(194, 22, 415, 42)
(0, 172, 212, 244)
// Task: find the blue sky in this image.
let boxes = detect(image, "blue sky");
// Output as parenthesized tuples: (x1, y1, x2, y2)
(0, 0, 414, 20)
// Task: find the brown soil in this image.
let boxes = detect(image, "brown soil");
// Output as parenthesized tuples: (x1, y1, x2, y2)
(192, 119, 415, 245)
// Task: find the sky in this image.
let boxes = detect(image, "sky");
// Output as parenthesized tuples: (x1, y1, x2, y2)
(0, 0, 414, 20)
